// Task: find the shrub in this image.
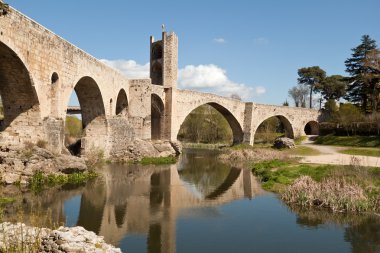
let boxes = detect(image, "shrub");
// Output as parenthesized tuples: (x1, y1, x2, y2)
(36, 140, 47, 149)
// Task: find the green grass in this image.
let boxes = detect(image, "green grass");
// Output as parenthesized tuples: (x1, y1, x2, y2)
(139, 156, 177, 165)
(339, 147, 380, 157)
(231, 143, 273, 150)
(315, 135, 380, 147)
(252, 160, 334, 191)
(181, 143, 228, 149)
(0, 197, 16, 205)
(30, 171, 98, 192)
(286, 146, 321, 156)
(294, 136, 307, 145)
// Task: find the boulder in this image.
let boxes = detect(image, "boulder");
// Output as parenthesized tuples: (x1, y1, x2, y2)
(273, 137, 295, 149)
(54, 155, 87, 174)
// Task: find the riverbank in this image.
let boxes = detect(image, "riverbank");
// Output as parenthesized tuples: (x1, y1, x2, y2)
(0, 144, 89, 185)
(219, 143, 380, 213)
(0, 222, 121, 252)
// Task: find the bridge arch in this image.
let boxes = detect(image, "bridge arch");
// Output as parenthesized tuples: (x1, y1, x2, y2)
(72, 76, 106, 128)
(177, 102, 244, 144)
(115, 89, 128, 116)
(0, 41, 41, 140)
(304, 120, 319, 135)
(151, 93, 164, 140)
(253, 115, 295, 142)
(64, 76, 107, 155)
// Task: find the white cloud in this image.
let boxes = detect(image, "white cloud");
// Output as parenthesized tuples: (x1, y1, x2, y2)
(253, 37, 269, 45)
(100, 59, 149, 79)
(255, 86, 266, 95)
(101, 59, 265, 101)
(178, 64, 265, 100)
(213, 38, 226, 44)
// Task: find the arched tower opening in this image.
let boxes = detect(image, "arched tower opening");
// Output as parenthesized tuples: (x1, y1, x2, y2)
(254, 115, 294, 144)
(0, 41, 41, 142)
(177, 103, 243, 145)
(151, 94, 164, 140)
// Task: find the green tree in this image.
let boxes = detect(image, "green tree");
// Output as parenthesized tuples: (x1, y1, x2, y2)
(337, 103, 364, 135)
(297, 66, 326, 108)
(362, 48, 380, 111)
(320, 75, 347, 101)
(345, 35, 378, 112)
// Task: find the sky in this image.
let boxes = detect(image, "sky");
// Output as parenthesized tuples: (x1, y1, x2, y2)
(6, 0, 380, 105)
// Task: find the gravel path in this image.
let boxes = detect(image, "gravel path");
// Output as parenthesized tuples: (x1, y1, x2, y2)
(297, 138, 380, 167)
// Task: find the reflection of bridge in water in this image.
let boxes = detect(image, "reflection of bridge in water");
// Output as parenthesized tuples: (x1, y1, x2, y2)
(73, 162, 263, 252)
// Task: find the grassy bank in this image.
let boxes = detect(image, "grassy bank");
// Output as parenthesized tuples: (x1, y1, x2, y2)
(30, 171, 98, 192)
(315, 135, 380, 147)
(181, 143, 229, 149)
(138, 156, 177, 165)
(252, 159, 380, 212)
(339, 147, 380, 157)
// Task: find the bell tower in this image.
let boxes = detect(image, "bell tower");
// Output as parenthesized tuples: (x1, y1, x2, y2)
(150, 32, 178, 88)
(149, 31, 179, 141)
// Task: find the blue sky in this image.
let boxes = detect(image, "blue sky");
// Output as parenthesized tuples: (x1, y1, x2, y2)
(6, 0, 380, 105)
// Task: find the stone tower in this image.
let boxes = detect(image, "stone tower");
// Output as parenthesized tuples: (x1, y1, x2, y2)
(150, 32, 178, 88)
(150, 32, 178, 141)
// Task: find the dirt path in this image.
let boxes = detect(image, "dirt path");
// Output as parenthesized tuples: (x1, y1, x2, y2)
(297, 138, 380, 167)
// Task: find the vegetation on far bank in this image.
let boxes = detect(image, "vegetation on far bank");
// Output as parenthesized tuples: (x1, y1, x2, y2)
(30, 171, 98, 192)
(315, 135, 380, 147)
(138, 156, 177, 165)
(339, 147, 380, 157)
(251, 159, 380, 213)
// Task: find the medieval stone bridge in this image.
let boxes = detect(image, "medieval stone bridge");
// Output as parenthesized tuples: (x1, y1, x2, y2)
(0, 7, 320, 155)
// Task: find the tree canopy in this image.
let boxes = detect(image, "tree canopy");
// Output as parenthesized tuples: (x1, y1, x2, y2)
(297, 66, 326, 108)
(345, 35, 378, 112)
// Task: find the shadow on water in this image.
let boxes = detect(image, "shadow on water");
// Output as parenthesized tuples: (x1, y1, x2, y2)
(0, 148, 379, 253)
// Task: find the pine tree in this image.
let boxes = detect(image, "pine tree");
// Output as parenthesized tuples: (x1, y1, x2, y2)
(345, 35, 377, 112)
(297, 66, 326, 108)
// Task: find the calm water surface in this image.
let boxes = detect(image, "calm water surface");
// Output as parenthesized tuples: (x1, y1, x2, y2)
(4, 149, 380, 253)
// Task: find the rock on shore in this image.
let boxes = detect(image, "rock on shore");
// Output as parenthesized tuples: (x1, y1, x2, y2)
(0, 222, 122, 253)
(0, 145, 87, 185)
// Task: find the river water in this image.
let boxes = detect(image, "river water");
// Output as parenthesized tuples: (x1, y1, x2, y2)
(3, 149, 380, 253)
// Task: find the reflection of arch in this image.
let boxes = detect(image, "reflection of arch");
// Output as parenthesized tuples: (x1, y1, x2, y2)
(73, 76, 105, 128)
(151, 62, 163, 86)
(151, 44, 163, 60)
(116, 89, 128, 116)
(255, 115, 294, 139)
(206, 168, 241, 200)
(0, 41, 41, 132)
(304, 121, 319, 135)
(178, 102, 244, 144)
(151, 94, 164, 140)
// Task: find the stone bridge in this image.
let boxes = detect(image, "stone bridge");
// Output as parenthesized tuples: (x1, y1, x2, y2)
(0, 7, 320, 155)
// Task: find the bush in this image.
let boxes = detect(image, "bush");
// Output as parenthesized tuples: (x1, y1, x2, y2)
(36, 140, 47, 149)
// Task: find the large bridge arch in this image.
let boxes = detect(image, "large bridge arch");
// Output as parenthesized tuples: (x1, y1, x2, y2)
(0, 41, 43, 142)
(63, 76, 108, 154)
(253, 114, 295, 142)
(176, 102, 244, 144)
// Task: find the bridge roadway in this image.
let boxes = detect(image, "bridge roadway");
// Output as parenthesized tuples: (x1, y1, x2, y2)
(0, 6, 320, 155)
